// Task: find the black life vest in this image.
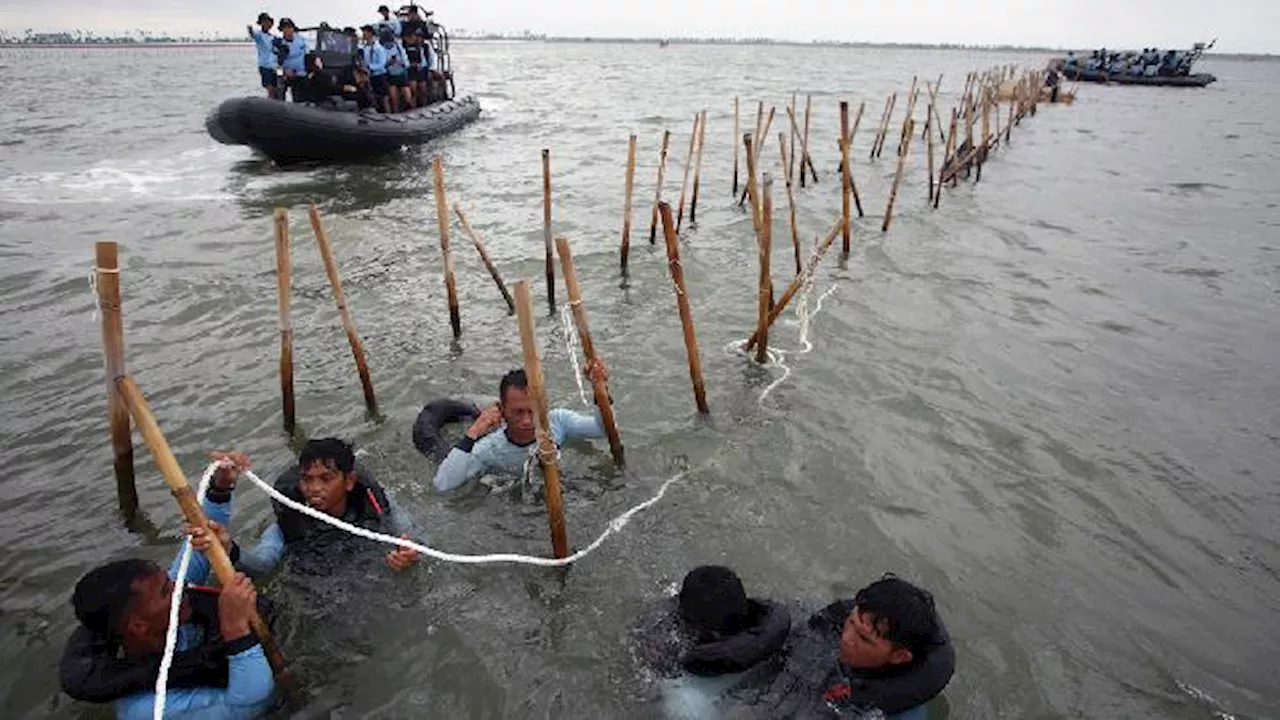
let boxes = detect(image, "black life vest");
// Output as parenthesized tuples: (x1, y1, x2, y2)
(630, 597, 792, 680)
(59, 590, 228, 703)
(271, 463, 392, 545)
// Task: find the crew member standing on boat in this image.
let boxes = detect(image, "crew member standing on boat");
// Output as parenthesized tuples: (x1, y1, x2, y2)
(403, 27, 428, 108)
(359, 25, 390, 113)
(381, 27, 412, 113)
(375, 4, 402, 37)
(277, 18, 309, 102)
(248, 13, 279, 99)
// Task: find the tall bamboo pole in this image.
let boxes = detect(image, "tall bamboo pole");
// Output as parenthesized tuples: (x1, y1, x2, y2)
(689, 109, 707, 225)
(676, 113, 700, 232)
(555, 237, 625, 467)
(745, 216, 842, 352)
(840, 101, 852, 258)
(648, 130, 672, 245)
(882, 118, 915, 232)
(541, 148, 555, 312)
(755, 174, 773, 364)
(115, 376, 291, 681)
(874, 93, 898, 160)
(454, 204, 516, 313)
(272, 209, 295, 434)
(739, 106, 776, 206)
(788, 92, 798, 187)
(658, 202, 708, 415)
(95, 241, 137, 519)
(620, 133, 637, 277)
(432, 157, 462, 338)
(779, 131, 801, 276)
(308, 206, 378, 414)
(802, 93, 817, 185)
(732, 96, 740, 195)
(927, 102, 937, 204)
(897, 77, 919, 156)
(870, 94, 892, 161)
(512, 281, 569, 558)
(744, 134, 761, 233)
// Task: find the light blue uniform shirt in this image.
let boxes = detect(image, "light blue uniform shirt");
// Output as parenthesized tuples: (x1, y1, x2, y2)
(384, 41, 408, 76)
(279, 35, 308, 75)
(248, 27, 277, 69)
(432, 407, 607, 492)
(362, 42, 388, 76)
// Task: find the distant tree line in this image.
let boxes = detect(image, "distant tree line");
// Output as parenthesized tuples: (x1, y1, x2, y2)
(0, 29, 243, 45)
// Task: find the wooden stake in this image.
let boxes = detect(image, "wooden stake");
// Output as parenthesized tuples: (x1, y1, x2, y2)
(554, 236, 625, 467)
(620, 134, 637, 277)
(897, 76, 919, 156)
(432, 157, 462, 338)
(648, 129, 672, 245)
(739, 106, 776, 206)
(115, 375, 291, 681)
(95, 241, 137, 519)
(512, 281, 570, 559)
(785, 104, 818, 192)
(870, 95, 892, 161)
(802, 93, 817, 185)
(874, 93, 898, 160)
(779, 131, 801, 276)
(732, 96, 740, 196)
(308, 206, 378, 414)
(454, 204, 516, 314)
(744, 134, 761, 233)
(1006, 98, 1014, 145)
(690, 110, 707, 225)
(838, 100, 866, 171)
(755, 173, 773, 364)
(272, 209, 295, 434)
(840, 101, 852, 258)
(746, 216, 842, 351)
(927, 103, 937, 204)
(676, 113, 700, 232)
(788, 92, 798, 187)
(945, 106, 959, 192)
(658, 202, 709, 415)
(541, 148, 555, 311)
(882, 118, 914, 232)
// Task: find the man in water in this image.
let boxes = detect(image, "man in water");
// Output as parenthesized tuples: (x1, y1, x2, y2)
(59, 454, 276, 718)
(196, 438, 421, 577)
(431, 359, 611, 493)
(276, 18, 309, 102)
(247, 13, 279, 99)
(631, 566, 791, 719)
(727, 574, 954, 719)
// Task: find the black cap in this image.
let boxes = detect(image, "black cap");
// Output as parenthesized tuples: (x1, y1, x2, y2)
(257, 12, 273, 23)
(360, 24, 375, 32)
(278, 17, 295, 29)
(378, 4, 390, 12)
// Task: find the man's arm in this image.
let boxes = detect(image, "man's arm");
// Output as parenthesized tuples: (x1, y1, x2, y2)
(115, 643, 274, 720)
(432, 438, 488, 492)
(382, 488, 417, 538)
(550, 406, 606, 445)
(168, 491, 234, 586)
(232, 523, 286, 579)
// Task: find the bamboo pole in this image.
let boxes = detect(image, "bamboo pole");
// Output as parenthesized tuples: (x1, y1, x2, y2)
(454, 204, 516, 313)
(870, 94, 892, 161)
(541, 148, 555, 312)
(838, 100, 865, 171)
(512, 281, 570, 559)
(802, 93, 817, 185)
(785, 104, 818, 193)
(874, 92, 898, 159)
(554, 237, 625, 467)
(882, 118, 914, 232)
(115, 375, 291, 681)
(432, 157, 462, 338)
(658, 202, 708, 415)
(1006, 98, 1014, 145)
(745, 216, 842, 352)
(676, 112, 700, 232)
(788, 92, 798, 187)
(926, 102, 936, 204)
(732, 96, 740, 196)
(272, 209, 295, 434)
(976, 90, 991, 183)
(739, 106, 776, 206)
(690, 109, 707, 225)
(648, 129, 672, 245)
(755, 174, 773, 364)
(779, 131, 801, 276)
(897, 76, 919, 157)
(840, 101, 852, 258)
(945, 106, 959, 193)
(95, 241, 138, 519)
(744, 134, 761, 233)
(308, 206, 378, 413)
(620, 133, 637, 277)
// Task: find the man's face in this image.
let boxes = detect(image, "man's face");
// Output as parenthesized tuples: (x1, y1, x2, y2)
(839, 608, 912, 669)
(299, 460, 356, 516)
(123, 568, 191, 653)
(500, 386, 536, 444)
(260, 20, 274, 32)
(362, 29, 374, 43)
(282, 26, 295, 40)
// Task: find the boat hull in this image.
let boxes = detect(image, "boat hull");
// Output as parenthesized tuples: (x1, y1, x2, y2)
(1061, 67, 1216, 87)
(205, 95, 482, 161)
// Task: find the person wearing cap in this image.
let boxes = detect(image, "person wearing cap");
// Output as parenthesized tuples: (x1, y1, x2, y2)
(628, 565, 791, 719)
(402, 25, 430, 108)
(247, 13, 279, 99)
(359, 24, 390, 113)
(381, 26, 412, 112)
(276, 18, 309, 102)
(375, 5, 402, 38)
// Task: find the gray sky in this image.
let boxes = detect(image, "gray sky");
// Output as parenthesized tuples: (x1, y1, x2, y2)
(1, 0, 1275, 53)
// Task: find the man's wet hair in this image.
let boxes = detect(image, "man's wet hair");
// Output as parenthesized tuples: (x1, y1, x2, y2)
(679, 565, 749, 634)
(499, 368, 528, 403)
(854, 573, 940, 657)
(71, 558, 160, 639)
(299, 437, 356, 474)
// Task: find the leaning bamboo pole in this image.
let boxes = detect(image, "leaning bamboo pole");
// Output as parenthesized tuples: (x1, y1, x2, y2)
(308, 206, 378, 414)
(94, 241, 138, 518)
(739, 106, 776, 206)
(744, 134, 762, 233)
(648, 129, 672, 245)
(658, 202, 709, 415)
(620, 134, 638, 277)
(745, 216, 842, 352)
(676, 112, 700, 232)
(512, 281, 570, 558)
(801, 93, 818, 185)
(897, 76, 919, 156)
(454, 205, 516, 313)
(689, 109, 707, 225)
(779, 131, 802, 276)
(432, 157, 462, 338)
(115, 376, 292, 682)
(272, 208, 296, 434)
(935, 108, 957, 209)
(882, 118, 915, 232)
(555, 236, 625, 467)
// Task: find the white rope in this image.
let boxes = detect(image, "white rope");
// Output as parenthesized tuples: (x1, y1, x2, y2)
(154, 463, 217, 720)
(725, 278, 837, 406)
(558, 304, 591, 406)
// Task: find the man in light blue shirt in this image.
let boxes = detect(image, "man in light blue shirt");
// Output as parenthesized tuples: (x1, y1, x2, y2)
(432, 360, 613, 493)
(360, 24, 391, 112)
(376, 4, 402, 37)
(247, 13, 279, 99)
(277, 18, 309, 102)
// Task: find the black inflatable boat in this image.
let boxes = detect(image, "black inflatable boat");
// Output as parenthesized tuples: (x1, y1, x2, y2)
(206, 95, 481, 161)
